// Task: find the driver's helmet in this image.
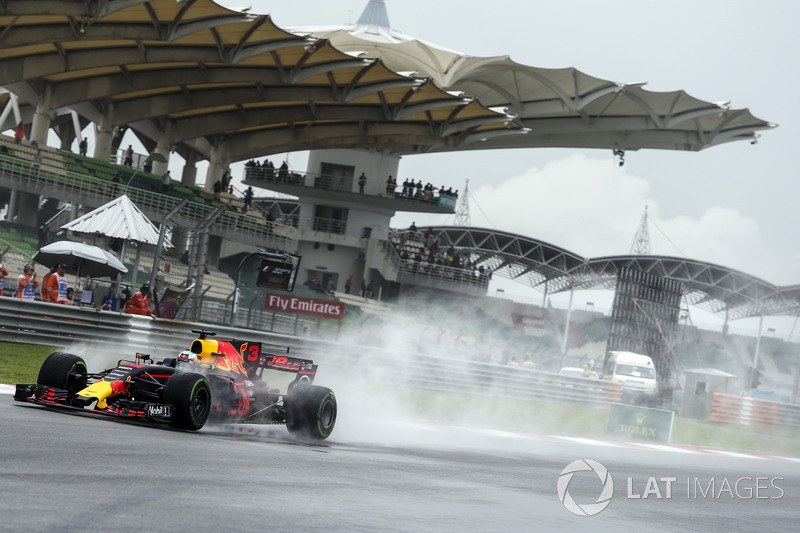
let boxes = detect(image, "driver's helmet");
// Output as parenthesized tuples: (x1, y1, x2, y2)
(177, 350, 196, 363)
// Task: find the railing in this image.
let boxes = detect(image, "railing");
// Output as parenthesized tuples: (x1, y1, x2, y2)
(306, 216, 347, 235)
(243, 165, 457, 212)
(0, 152, 298, 250)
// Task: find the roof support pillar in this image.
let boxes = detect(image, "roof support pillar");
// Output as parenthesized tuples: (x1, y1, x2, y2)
(204, 146, 227, 191)
(150, 121, 172, 176)
(29, 85, 53, 147)
(180, 151, 198, 187)
(93, 102, 117, 162)
(8, 191, 39, 226)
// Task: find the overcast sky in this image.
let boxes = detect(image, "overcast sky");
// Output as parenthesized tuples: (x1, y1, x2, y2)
(213, 1, 800, 334)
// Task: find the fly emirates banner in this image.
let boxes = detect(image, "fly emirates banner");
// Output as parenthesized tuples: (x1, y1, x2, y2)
(264, 293, 346, 320)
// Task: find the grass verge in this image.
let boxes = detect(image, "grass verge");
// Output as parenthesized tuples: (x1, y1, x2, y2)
(0, 342, 60, 384)
(382, 387, 800, 457)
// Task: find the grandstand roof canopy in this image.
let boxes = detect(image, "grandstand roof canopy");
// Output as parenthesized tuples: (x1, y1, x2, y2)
(421, 226, 800, 320)
(0, 0, 773, 165)
(0, 0, 521, 163)
(295, 2, 775, 153)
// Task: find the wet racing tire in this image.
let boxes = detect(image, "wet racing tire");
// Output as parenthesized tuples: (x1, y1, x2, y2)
(161, 373, 211, 431)
(37, 352, 88, 401)
(285, 385, 337, 440)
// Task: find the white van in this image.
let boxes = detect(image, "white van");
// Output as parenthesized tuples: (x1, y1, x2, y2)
(602, 351, 658, 398)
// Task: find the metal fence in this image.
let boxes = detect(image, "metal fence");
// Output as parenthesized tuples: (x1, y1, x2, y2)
(0, 152, 297, 250)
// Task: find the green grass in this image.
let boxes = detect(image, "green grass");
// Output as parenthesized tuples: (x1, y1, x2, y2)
(0, 342, 61, 384)
(376, 387, 800, 457)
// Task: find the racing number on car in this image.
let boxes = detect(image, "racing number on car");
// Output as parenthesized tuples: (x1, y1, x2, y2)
(240, 342, 261, 362)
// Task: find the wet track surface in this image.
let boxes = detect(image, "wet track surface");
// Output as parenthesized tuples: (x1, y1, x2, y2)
(1, 391, 799, 533)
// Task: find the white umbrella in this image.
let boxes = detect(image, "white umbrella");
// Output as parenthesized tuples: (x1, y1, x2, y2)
(33, 241, 128, 278)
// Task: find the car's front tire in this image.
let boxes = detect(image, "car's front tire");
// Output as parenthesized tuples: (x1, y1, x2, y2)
(162, 373, 211, 431)
(285, 385, 337, 440)
(37, 352, 88, 402)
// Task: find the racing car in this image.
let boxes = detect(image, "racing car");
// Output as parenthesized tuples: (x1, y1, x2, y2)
(14, 329, 337, 440)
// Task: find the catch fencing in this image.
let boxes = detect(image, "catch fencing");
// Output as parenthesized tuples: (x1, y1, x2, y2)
(0, 297, 623, 407)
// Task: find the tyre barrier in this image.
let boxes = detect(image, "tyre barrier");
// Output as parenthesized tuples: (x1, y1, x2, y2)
(709, 392, 800, 430)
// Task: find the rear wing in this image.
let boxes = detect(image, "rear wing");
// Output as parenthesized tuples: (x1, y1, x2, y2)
(263, 354, 318, 378)
(232, 340, 317, 381)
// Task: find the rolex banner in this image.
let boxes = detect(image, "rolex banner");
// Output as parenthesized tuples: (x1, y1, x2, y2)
(606, 403, 674, 443)
(264, 293, 345, 320)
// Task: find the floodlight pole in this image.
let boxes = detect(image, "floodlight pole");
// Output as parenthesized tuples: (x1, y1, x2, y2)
(148, 199, 188, 316)
(189, 205, 226, 321)
(230, 249, 267, 325)
(559, 281, 575, 370)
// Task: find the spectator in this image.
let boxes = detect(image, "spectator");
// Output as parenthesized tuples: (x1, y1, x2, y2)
(15, 263, 38, 300)
(79, 137, 88, 156)
(386, 175, 395, 196)
(42, 264, 69, 305)
(14, 121, 24, 144)
(0, 257, 8, 296)
(125, 283, 154, 316)
(358, 172, 367, 194)
(344, 275, 353, 295)
(367, 280, 375, 299)
(221, 170, 231, 192)
(213, 179, 222, 199)
(243, 186, 254, 209)
(409, 221, 418, 234)
(124, 145, 133, 167)
(66, 287, 75, 305)
(32, 148, 42, 179)
(162, 170, 171, 192)
(278, 161, 289, 181)
(40, 266, 57, 302)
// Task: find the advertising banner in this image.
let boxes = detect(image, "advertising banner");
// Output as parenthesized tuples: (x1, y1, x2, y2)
(437, 194, 457, 210)
(606, 403, 674, 443)
(264, 293, 345, 320)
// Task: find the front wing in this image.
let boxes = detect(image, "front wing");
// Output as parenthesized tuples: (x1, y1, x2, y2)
(14, 384, 175, 424)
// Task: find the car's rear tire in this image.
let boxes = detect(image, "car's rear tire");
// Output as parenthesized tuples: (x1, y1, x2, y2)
(161, 373, 211, 431)
(37, 352, 87, 402)
(285, 385, 337, 440)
